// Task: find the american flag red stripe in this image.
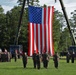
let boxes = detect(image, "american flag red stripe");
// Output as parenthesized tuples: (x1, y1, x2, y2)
(28, 6, 54, 56)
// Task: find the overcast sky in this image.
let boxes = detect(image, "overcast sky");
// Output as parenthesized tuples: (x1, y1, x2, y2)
(0, 0, 76, 18)
(0, 0, 18, 13)
(39, 0, 76, 18)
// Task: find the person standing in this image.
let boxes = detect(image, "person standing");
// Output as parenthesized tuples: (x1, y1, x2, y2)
(71, 51, 75, 63)
(53, 52, 59, 69)
(42, 52, 49, 69)
(36, 52, 41, 69)
(66, 52, 70, 63)
(32, 51, 37, 69)
(22, 52, 27, 68)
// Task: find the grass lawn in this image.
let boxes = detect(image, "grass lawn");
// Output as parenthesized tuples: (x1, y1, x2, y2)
(0, 58, 76, 75)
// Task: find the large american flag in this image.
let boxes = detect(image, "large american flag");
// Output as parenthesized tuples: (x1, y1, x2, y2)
(28, 5, 54, 56)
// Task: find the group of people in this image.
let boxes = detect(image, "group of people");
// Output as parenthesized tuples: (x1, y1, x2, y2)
(1, 48, 75, 69)
(32, 51, 59, 69)
(32, 51, 49, 69)
(0, 49, 11, 62)
(0, 48, 59, 69)
(32, 51, 41, 69)
(22, 51, 59, 69)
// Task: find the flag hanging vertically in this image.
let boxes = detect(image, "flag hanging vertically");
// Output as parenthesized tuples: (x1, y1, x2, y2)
(28, 5, 54, 56)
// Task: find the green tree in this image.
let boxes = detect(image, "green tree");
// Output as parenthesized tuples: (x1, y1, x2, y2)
(0, 5, 7, 48)
(53, 10, 63, 52)
(6, 6, 21, 45)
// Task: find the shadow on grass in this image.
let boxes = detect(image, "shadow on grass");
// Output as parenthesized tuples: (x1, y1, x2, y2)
(0, 66, 53, 70)
(0, 67, 45, 70)
(0, 67, 23, 70)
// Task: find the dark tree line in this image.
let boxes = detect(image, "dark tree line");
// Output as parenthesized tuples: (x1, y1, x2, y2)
(0, 0, 75, 52)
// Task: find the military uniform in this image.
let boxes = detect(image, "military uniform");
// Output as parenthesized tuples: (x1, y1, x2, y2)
(36, 52, 40, 69)
(66, 52, 70, 63)
(42, 52, 49, 68)
(32, 52, 37, 68)
(22, 52, 27, 68)
(53, 52, 59, 69)
(71, 52, 75, 63)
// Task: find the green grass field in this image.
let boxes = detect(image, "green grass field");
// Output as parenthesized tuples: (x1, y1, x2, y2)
(0, 58, 76, 75)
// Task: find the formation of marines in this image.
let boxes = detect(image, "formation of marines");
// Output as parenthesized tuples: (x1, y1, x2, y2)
(32, 51, 50, 69)
(0, 48, 75, 69)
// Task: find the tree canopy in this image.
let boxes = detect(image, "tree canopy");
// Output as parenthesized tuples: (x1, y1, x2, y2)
(0, 0, 75, 52)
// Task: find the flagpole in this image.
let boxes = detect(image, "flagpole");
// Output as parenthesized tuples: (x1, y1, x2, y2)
(59, 0, 75, 45)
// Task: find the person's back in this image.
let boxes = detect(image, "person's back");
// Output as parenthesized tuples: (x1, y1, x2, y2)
(32, 52, 37, 61)
(53, 52, 59, 69)
(71, 52, 75, 63)
(42, 52, 49, 68)
(53, 54, 58, 62)
(66, 52, 70, 63)
(36, 52, 40, 69)
(22, 52, 27, 68)
(32, 51, 37, 68)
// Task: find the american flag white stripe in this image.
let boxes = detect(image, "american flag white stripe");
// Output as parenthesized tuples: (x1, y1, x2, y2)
(30, 23, 33, 56)
(34, 24, 36, 52)
(42, 8, 44, 53)
(46, 7, 49, 53)
(36, 24, 38, 53)
(49, 7, 54, 56)
(50, 8, 52, 55)
(38, 24, 41, 54)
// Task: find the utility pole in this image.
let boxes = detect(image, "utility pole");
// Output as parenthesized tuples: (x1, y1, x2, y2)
(59, 0, 75, 45)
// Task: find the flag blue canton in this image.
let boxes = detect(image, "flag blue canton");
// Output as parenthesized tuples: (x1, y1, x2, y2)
(28, 6, 42, 24)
